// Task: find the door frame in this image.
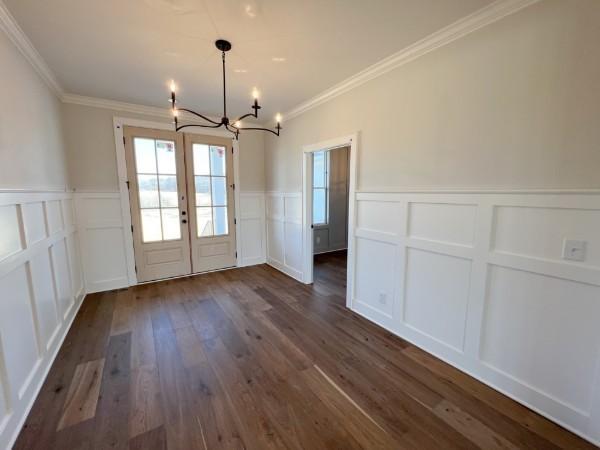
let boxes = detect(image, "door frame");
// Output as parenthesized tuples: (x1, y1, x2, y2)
(301, 132, 358, 308)
(113, 116, 242, 286)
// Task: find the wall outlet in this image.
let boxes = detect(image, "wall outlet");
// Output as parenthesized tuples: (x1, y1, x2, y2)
(562, 239, 586, 262)
(378, 292, 387, 305)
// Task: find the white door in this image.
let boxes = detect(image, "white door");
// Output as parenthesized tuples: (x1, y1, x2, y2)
(185, 134, 237, 273)
(124, 126, 192, 282)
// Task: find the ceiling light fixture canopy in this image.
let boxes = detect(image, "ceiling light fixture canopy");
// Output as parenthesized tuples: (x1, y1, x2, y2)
(169, 39, 281, 139)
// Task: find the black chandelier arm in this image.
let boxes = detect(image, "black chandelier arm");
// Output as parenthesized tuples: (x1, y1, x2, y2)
(232, 112, 258, 123)
(234, 126, 281, 137)
(175, 122, 224, 132)
(176, 108, 221, 125)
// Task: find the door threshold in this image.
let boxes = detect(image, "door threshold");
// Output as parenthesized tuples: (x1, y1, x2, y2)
(137, 265, 238, 286)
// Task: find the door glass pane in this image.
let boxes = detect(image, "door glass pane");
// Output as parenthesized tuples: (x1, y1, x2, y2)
(193, 144, 210, 175)
(133, 136, 183, 243)
(161, 208, 181, 240)
(313, 188, 326, 224)
(195, 176, 211, 206)
(156, 140, 176, 174)
(210, 146, 226, 176)
(213, 207, 228, 236)
(158, 175, 178, 207)
(141, 209, 162, 242)
(313, 151, 326, 188)
(134, 138, 157, 173)
(138, 175, 159, 208)
(196, 207, 213, 237)
(211, 177, 227, 206)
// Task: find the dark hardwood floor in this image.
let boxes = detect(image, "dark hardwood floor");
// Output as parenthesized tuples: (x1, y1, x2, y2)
(14, 250, 596, 449)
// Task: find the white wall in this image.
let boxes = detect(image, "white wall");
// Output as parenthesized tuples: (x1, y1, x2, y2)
(0, 23, 84, 449)
(263, 0, 600, 445)
(63, 102, 268, 289)
(266, 192, 303, 282)
(351, 191, 600, 444)
(0, 23, 68, 190)
(63, 102, 266, 192)
(265, 0, 600, 192)
(0, 192, 85, 450)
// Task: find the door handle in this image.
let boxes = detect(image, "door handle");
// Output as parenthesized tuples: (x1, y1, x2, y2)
(182, 219, 187, 224)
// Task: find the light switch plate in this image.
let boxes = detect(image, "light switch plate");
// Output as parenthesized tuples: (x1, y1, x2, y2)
(563, 239, 586, 262)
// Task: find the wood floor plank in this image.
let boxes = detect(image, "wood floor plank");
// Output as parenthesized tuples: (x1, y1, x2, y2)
(174, 326, 207, 368)
(94, 332, 132, 450)
(129, 425, 167, 450)
(15, 251, 596, 450)
(111, 289, 134, 336)
(129, 364, 163, 439)
(56, 358, 105, 430)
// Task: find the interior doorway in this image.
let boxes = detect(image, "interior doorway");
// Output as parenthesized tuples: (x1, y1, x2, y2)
(311, 146, 350, 291)
(123, 125, 236, 282)
(302, 134, 358, 308)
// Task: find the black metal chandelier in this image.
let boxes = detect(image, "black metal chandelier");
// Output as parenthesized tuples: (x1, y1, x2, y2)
(169, 39, 281, 139)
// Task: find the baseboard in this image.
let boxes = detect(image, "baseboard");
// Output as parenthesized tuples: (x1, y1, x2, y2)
(267, 258, 304, 283)
(86, 276, 129, 294)
(239, 256, 267, 267)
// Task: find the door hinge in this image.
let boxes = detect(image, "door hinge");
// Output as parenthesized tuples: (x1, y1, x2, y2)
(235, 251, 238, 258)
(232, 183, 235, 190)
(234, 218, 237, 225)
(131, 225, 133, 233)
(123, 136, 126, 145)
(134, 265, 137, 273)
(126, 180, 130, 190)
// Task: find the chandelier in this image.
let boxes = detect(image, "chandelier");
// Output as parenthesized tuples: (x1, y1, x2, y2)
(169, 39, 281, 139)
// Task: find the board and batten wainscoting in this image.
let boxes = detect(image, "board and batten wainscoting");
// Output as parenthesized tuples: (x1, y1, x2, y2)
(265, 189, 600, 445)
(0, 190, 85, 450)
(74, 190, 267, 293)
(266, 192, 304, 282)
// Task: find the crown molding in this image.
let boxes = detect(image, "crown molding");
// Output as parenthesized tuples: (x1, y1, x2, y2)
(62, 93, 262, 127)
(0, 0, 63, 97)
(61, 93, 175, 118)
(282, 0, 541, 123)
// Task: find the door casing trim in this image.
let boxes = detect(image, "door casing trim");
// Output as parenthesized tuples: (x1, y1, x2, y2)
(113, 116, 241, 286)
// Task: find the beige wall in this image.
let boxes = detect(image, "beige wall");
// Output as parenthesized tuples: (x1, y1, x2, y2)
(0, 29, 68, 190)
(63, 103, 265, 192)
(265, 0, 600, 192)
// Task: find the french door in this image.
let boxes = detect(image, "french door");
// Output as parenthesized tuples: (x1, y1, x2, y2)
(124, 126, 236, 282)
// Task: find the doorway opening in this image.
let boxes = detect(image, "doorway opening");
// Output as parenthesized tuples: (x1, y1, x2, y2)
(312, 147, 350, 294)
(123, 125, 237, 282)
(302, 134, 358, 308)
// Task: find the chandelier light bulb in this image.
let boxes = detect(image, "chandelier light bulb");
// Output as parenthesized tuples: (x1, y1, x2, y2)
(252, 87, 260, 100)
(173, 108, 179, 117)
(275, 113, 282, 124)
(170, 80, 177, 93)
(235, 120, 242, 128)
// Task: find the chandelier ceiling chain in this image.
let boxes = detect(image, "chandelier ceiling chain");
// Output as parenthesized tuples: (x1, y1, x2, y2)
(169, 39, 281, 139)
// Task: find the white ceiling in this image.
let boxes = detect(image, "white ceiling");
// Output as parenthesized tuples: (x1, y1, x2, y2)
(5, 0, 494, 120)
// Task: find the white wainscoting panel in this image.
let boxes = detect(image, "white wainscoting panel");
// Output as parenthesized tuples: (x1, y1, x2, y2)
(351, 191, 600, 445)
(266, 192, 303, 281)
(238, 192, 267, 267)
(74, 192, 130, 293)
(0, 191, 85, 450)
(75, 191, 267, 291)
